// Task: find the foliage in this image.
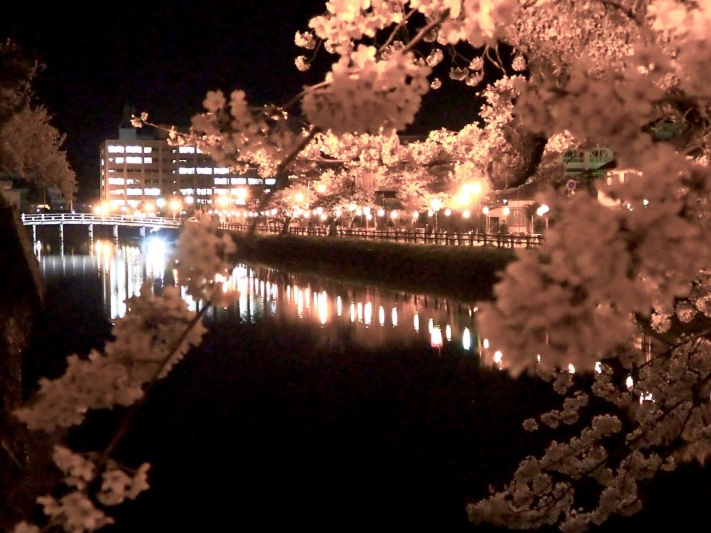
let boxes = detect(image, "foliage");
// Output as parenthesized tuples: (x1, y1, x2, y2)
(0, 40, 76, 202)
(12, 217, 235, 532)
(0, 39, 37, 124)
(21, 0, 711, 531)
(0, 105, 77, 201)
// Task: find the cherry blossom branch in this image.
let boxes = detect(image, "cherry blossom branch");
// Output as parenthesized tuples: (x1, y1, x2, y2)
(379, 7, 418, 54)
(247, 126, 321, 236)
(100, 301, 212, 464)
(282, 81, 331, 113)
(400, 9, 451, 56)
(599, 0, 643, 25)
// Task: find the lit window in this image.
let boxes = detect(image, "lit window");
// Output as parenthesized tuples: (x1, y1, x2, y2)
(264, 178, 277, 185)
(108, 177, 125, 185)
(144, 188, 161, 196)
(126, 146, 142, 153)
(214, 167, 229, 175)
(127, 188, 143, 196)
(197, 188, 213, 195)
(179, 167, 195, 174)
(126, 156, 142, 164)
(109, 190, 124, 195)
(143, 147, 152, 153)
(180, 188, 195, 195)
(231, 177, 246, 185)
(214, 188, 228, 195)
(178, 146, 195, 154)
(143, 157, 153, 164)
(115, 157, 125, 164)
(248, 178, 263, 185)
(107, 145, 125, 153)
(214, 178, 228, 185)
(197, 167, 212, 174)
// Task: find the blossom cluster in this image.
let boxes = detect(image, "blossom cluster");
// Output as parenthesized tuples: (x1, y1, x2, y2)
(12, 213, 240, 532)
(303, 45, 431, 134)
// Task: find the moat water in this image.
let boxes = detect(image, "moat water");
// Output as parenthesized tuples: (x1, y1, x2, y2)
(29, 238, 711, 532)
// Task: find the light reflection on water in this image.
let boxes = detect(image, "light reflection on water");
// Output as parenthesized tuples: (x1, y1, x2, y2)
(215, 264, 481, 355)
(38, 240, 486, 358)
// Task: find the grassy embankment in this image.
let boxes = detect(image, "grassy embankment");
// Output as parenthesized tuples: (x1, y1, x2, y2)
(228, 232, 517, 302)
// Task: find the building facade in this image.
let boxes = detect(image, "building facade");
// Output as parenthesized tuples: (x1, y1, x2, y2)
(100, 128, 276, 214)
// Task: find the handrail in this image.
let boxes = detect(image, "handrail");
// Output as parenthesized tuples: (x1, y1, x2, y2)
(218, 222, 543, 249)
(20, 213, 180, 227)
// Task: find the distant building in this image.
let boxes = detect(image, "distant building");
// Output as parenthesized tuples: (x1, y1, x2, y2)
(99, 127, 276, 213)
(0, 175, 67, 213)
(0, 179, 25, 212)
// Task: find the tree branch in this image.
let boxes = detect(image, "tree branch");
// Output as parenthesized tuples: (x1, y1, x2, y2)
(400, 9, 451, 55)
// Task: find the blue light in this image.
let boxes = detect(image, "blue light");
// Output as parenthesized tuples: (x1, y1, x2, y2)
(145, 237, 166, 256)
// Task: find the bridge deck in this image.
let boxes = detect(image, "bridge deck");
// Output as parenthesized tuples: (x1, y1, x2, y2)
(21, 213, 180, 228)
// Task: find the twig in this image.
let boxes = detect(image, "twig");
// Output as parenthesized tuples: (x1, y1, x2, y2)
(400, 9, 451, 55)
(379, 7, 418, 53)
(99, 302, 212, 464)
(248, 127, 321, 237)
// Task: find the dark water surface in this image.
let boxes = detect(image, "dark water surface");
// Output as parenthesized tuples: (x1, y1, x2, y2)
(30, 241, 711, 532)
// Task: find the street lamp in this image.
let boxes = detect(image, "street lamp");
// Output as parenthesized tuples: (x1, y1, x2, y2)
(183, 196, 194, 216)
(536, 204, 550, 230)
(169, 199, 181, 220)
(430, 198, 442, 232)
(363, 206, 371, 230)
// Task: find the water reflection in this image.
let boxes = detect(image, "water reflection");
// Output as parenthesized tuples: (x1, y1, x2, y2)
(209, 264, 481, 355)
(39, 239, 172, 319)
(39, 240, 484, 357)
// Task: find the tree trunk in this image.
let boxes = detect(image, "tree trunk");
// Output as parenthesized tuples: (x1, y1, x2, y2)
(281, 216, 292, 235)
(328, 217, 338, 237)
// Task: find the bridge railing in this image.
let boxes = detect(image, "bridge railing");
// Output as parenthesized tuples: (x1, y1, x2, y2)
(219, 222, 543, 249)
(21, 213, 180, 227)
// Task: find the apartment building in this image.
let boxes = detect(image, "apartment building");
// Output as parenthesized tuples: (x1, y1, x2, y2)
(100, 127, 276, 213)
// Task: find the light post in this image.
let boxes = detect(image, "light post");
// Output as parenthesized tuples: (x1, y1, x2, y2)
(169, 199, 181, 221)
(377, 207, 385, 230)
(502, 205, 511, 234)
(536, 204, 550, 231)
(431, 197, 442, 232)
(184, 196, 194, 216)
(390, 210, 398, 228)
(348, 202, 357, 228)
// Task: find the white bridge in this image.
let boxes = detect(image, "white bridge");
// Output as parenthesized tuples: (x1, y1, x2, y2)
(21, 213, 180, 228)
(21, 213, 180, 253)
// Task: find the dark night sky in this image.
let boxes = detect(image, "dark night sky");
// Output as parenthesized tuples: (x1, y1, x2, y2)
(1, 0, 481, 200)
